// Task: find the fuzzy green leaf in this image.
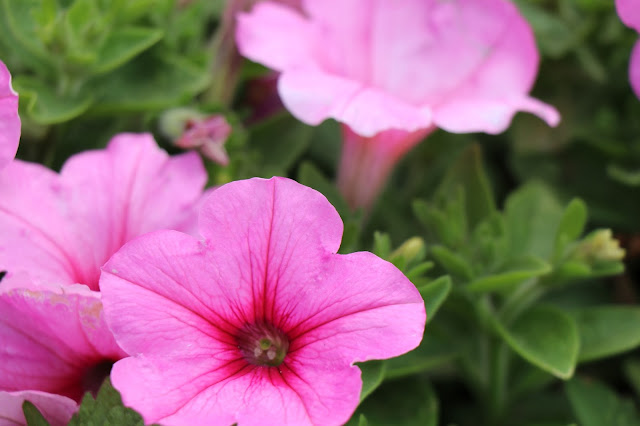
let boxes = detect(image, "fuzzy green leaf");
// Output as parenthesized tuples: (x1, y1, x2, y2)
(496, 305, 579, 379)
(572, 306, 640, 362)
(23, 401, 50, 426)
(69, 380, 154, 426)
(566, 377, 640, 426)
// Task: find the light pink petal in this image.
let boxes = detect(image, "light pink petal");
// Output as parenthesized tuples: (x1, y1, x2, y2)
(630, 41, 640, 98)
(236, 2, 317, 71)
(0, 61, 19, 171)
(430, 1, 560, 132)
(0, 134, 207, 290)
(0, 282, 125, 401)
(57, 133, 207, 289)
(617, 0, 640, 32)
(0, 161, 77, 285)
(0, 391, 77, 426)
(278, 70, 432, 137)
(433, 96, 560, 135)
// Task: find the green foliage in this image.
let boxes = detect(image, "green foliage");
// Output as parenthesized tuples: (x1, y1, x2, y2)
(495, 305, 579, 379)
(572, 306, 640, 362)
(0, 0, 213, 127)
(22, 401, 50, 426)
(566, 378, 640, 426)
(69, 380, 153, 426)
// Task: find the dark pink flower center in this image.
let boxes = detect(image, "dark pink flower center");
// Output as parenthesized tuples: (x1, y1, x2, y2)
(236, 322, 289, 367)
(81, 360, 114, 396)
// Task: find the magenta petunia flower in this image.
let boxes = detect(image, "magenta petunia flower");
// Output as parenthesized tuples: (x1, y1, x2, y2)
(0, 281, 126, 402)
(100, 177, 426, 425)
(0, 133, 207, 290)
(0, 60, 20, 171)
(236, 0, 560, 209)
(616, 0, 640, 98)
(0, 390, 77, 426)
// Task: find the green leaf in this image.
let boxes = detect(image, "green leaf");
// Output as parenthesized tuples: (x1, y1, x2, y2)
(69, 380, 153, 426)
(496, 305, 579, 379)
(92, 52, 210, 113)
(349, 377, 438, 426)
(623, 359, 640, 400)
(505, 182, 564, 259)
(249, 113, 313, 177)
(23, 401, 50, 426)
(571, 306, 640, 362)
(435, 143, 496, 229)
(92, 27, 164, 74)
(357, 360, 387, 402)
(372, 232, 392, 259)
(554, 199, 588, 257)
(418, 276, 452, 323)
(14, 76, 93, 124)
(430, 245, 474, 281)
(385, 334, 458, 379)
(0, 0, 58, 72)
(357, 414, 369, 426)
(566, 377, 640, 426)
(466, 256, 551, 293)
(298, 162, 350, 217)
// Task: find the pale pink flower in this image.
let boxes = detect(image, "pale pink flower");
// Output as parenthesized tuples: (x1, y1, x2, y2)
(176, 115, 232, 166)
(616, 0, 640, 98)
(0, 281, 126, 402)
(0, 60, 20, 171)
(236, 0, 560, 209)
(0, 133, 207, 290)
(0, 390, 77, 426)
(100, 177, 426, 426)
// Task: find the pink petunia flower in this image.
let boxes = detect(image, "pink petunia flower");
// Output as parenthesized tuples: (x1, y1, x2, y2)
(236, 0, 560, 209)
(100, 177, 426, 425)
(616, 0, 640, 98)
(0, 60, 20, 171)
(0, 281, 126, 402)
(0, 133, 207, 290)
(0, 390, 77, 426)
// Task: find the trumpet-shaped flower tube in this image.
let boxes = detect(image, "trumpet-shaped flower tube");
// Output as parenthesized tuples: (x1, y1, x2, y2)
(616, 0, 640, 98)
(237, 0, 560, 209)
(100, 177, 426, 426)
(0, 133, 207, 290)
(0, 60, 19, 171)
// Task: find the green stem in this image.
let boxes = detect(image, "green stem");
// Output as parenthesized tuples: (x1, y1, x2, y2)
(499, 278, 545, 324)
(486, 340, 510, 425)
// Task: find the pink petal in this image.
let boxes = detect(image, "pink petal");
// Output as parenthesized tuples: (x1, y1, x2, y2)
(0, 161, 78, 285)
(236, 2, 317, 71)
(239, 0, 558, 136)
(0, 282, 125, 401)
(430, 1, 560, 132)
(0, 61, 19, 171)
(0, 133, 207, 290)
(278, 70, 432, 137)
(616, 0, 640, 32)
(630, 40, 640, 99)
(286, 251, 425, 362)
(111, 355, 361, 426)
(0, 391, 77, 426)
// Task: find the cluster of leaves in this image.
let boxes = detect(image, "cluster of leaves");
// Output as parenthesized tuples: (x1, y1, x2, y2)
(347, 144, 640, 426)
(0, 0, 217, 140)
